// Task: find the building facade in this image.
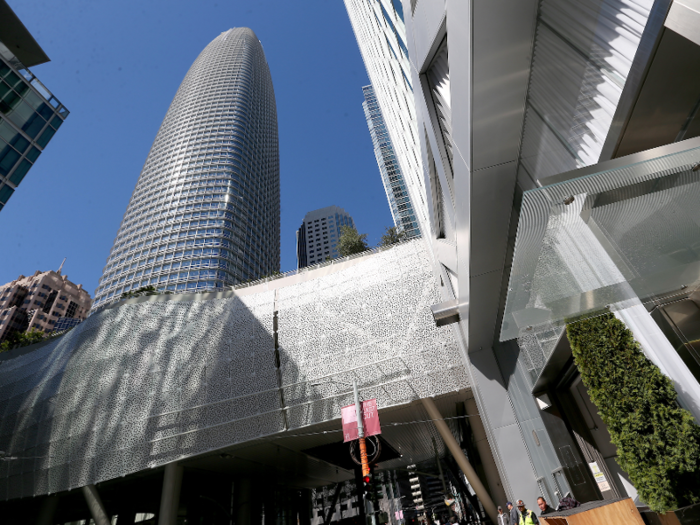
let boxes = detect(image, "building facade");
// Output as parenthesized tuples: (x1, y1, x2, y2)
(92, 28, 280, 310)
(344, 0, 430, 238)
(389, 0, 700, 512)
(0, 0, 69, 212)
(296, 205, 355, 268)
(0, 240, 483, 525)
(362, 85, 420, 239)
(0, 269, 91, 342)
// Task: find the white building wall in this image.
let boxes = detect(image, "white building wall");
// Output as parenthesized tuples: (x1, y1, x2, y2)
(344, 0, 431, 238)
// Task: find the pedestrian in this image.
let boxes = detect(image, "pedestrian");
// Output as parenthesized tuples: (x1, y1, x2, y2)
(507, 501, 519, 525)
(516, 500, 539, 524)
(497, 506, 509, 525)
(536, 497, 554, 516)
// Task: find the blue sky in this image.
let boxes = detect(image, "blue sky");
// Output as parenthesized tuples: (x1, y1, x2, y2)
(0, 0, 393, 294)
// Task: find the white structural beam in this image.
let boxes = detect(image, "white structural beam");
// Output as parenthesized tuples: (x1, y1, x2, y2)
(158, 462, 184, 525)
(81, 485, 110, 525)
(422, 397, 498, 524)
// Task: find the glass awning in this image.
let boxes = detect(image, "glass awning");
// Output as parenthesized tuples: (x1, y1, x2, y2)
(500, 138, 700, 341)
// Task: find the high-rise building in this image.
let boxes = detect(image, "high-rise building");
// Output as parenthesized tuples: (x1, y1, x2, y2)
(0, 0, 69, 212)
(344, 0, 430, 237)
(396, 0, 700, 512)
(92, 28, 280, 309)
(0, 268, 91, 342)
(296, 205, 355, 268)
(362, 85, 420, 239)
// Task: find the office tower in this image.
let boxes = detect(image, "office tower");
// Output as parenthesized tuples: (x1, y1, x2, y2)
(344, 0, 430, 236)
(92, 28, 280, 309)
(0, 0, 69, 212)
(296, 205, 355, 268)
(362, 85, 420, 239)
(401, 0, 700, 512)
(0, 268, 91, 342)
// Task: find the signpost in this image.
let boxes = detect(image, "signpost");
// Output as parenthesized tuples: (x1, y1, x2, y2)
(341, 399, 381, 442)
(341, 381, 382, 525)
(341, 383, 382, 476)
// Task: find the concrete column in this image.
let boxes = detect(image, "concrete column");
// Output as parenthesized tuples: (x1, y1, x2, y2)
(422, 397, 498, 524)
(35, 495, 59, 525)
(82, 485, 111, 525)
(236, 478, 253, 525)
(263, 485, 277, 525)
(298, 489, 312, 525)
(464, 394, 508, 506)
(158, 462, 184, 525)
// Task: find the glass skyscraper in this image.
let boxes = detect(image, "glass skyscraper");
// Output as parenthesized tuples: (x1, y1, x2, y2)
(296, 205, 355, 268)
(344, 0, 430, 237)
(362, 85, 420, 239)
(0, 1, 69, 212)
(93, 28, 279, 309)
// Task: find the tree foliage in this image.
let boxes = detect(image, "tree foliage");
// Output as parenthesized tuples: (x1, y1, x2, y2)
(567, 314, 700, 512)
(379, 226, 405, 247)
(337, 225, 369, 257)
(0, 328, 46, 353)
(121, 285, 160, 299)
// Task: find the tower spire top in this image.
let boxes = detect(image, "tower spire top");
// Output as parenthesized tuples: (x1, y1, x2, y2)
(57, 257, 66, 275)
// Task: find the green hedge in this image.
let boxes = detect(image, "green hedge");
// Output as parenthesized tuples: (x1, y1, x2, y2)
(567, 313, 700, 512)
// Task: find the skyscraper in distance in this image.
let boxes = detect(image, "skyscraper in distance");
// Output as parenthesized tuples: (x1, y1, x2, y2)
(92, 28, 280, 310)
(296, 206, 355, 268)
(363, 85, 420, 239)
(344, 0, 430, 236)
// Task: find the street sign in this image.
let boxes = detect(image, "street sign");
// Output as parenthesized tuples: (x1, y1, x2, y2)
(342, 398, 381, 442)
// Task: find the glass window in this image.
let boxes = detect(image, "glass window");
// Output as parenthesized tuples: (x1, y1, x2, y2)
(14, 82, 28, 97)
(4, 71, 20, 88)
(23, 90, 41, 110)
(25, 146, 40, 163)
(8, 159, 31, 185)
(22, 112, 46, 139)
(0, 144, 20, 176)
(0, 119, 16, 143)
(37, 103, 53, 120)
(0, 91, 22, 117)
(0, 81, 10, 100)
(9, 134, 29, 153)
(49, 115, 63, 130)
(36, 126, 55, 148)
(0, 184, 13, 204)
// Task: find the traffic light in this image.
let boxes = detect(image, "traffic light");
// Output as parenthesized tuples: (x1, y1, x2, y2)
(362, 474, 372, 497)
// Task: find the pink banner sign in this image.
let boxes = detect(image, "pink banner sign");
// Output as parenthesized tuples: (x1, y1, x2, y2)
(341, 399, 381, 443)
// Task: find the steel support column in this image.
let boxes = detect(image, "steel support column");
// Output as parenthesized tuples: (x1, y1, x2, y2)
(82, 485, 111, 525)
(422, 397, 498, 524)
(236, 478, 253, 525)
(35, 495, 60, 525)
(158, 462, 184, 525)
(464, 395, 508, 506)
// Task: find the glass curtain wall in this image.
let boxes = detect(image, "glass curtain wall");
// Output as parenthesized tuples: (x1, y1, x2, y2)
(93, 28, 280, 309)
(363, 85, 420, 239)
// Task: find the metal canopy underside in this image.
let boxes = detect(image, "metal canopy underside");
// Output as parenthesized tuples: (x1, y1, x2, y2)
(178, 392, 467, 489)
(501, 137, 700, 341)
(0, 0, 50, 67)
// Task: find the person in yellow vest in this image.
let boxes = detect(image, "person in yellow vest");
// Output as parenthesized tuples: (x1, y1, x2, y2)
(515, 500, 539, 525)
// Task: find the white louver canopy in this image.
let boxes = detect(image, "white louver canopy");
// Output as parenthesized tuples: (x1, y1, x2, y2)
(501, 137, 700, 341)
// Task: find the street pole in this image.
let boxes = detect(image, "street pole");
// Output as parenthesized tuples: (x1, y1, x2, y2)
(354, 380, 376, 525)
(353, 379, 370, 477)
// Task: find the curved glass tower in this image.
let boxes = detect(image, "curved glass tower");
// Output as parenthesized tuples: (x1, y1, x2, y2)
(93, 28, 279, 309)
